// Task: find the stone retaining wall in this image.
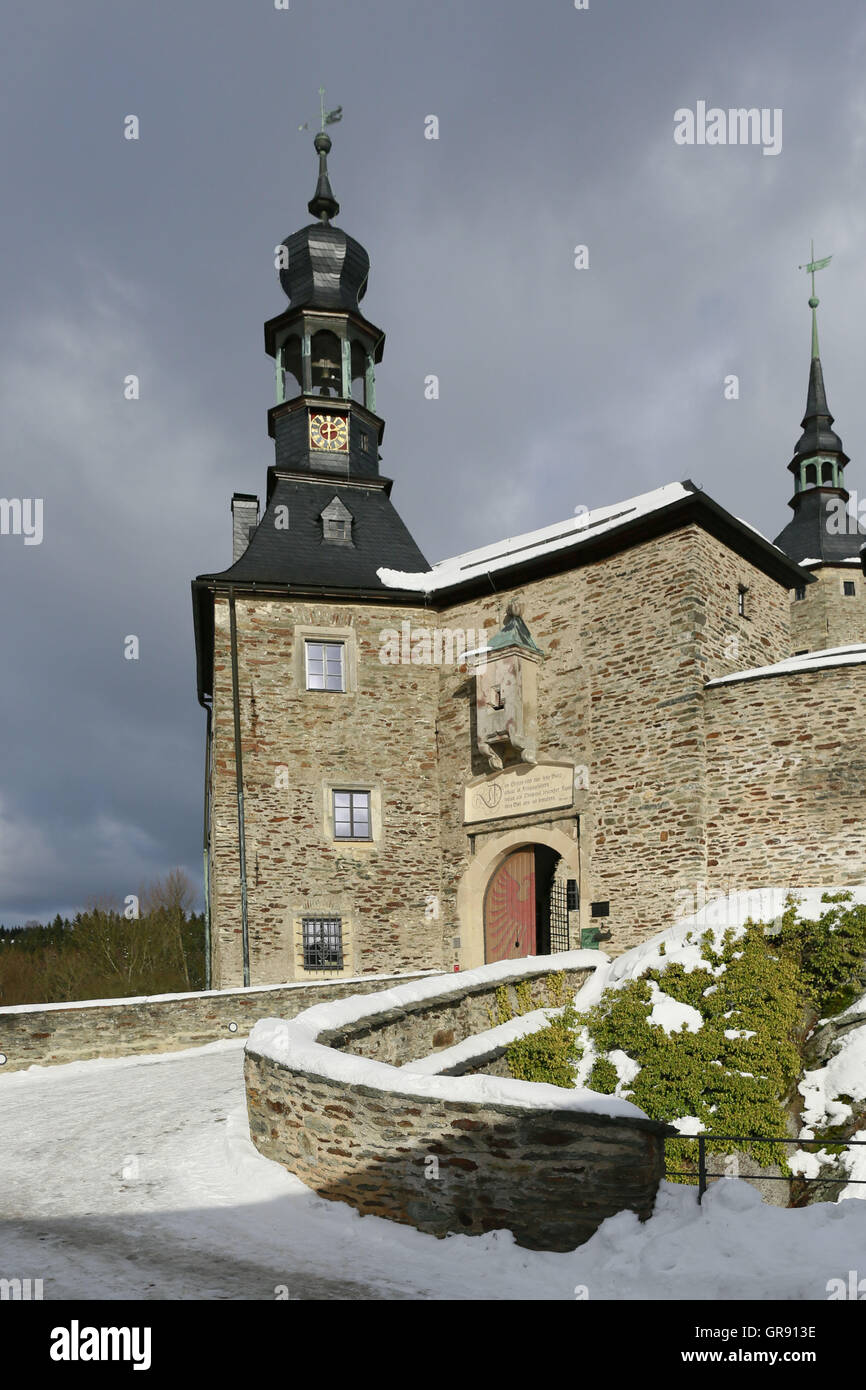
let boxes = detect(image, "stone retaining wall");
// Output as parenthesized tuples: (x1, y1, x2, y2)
(245, 953, 672, 1251)
(0, 970, 435, 1072)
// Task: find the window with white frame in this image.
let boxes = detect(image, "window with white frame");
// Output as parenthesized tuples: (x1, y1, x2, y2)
(333, 789, 371, 840)
(305, 640, 345, 691)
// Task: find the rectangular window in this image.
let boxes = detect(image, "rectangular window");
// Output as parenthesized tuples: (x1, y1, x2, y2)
(794, 585, 806, 601)
(302, 916, 343, 972)
(333, 789, 371, 840)
(844, 581, 856, 597)
(305, 640, 345, 691)
(737, 585, 748, 618)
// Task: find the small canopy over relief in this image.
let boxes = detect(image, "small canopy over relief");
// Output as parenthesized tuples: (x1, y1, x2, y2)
(320, 495, 354, 545)
(486, 598, 544, 656)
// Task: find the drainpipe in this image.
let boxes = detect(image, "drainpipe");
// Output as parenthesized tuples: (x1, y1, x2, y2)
(228, 588, 251, 987)
(202, 698, 213, 991)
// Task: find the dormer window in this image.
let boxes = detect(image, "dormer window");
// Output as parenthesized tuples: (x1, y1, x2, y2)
(320, 496, 354, 547)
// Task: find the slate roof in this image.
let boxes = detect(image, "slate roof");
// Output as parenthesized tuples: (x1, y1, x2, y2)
(773, 488, 866, 566)
(377, 480, 810, 600)
(196, 476, 428, 590)
(191, 474, 430, 702)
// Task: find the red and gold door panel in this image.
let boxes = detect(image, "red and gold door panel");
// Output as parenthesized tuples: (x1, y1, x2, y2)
(483, 848, 536, 962)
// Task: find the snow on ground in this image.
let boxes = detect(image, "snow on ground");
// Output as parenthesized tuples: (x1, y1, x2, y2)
(799, 1000, 866, 1137)
(3, 1040, 866, 1300)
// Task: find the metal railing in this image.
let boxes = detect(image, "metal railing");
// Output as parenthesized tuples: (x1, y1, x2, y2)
(664, 1133, 866, 1203)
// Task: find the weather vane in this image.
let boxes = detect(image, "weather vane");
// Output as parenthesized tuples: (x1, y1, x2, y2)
(298, 87, 343, 133)
(799, 240, 833, 357)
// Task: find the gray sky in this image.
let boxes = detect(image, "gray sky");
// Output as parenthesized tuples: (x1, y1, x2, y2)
(1, 0, 865, 924)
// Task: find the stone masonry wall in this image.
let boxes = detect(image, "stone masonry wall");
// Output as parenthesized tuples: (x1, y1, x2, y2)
(210, 596, 443, 988)
(435, 525, 792, 958)
(705, 663, 866, 894)
(244, 961, 669, 1251)
(789, 566, 866, 654)
(0, 970, 434, 1073)
(208, 523, 799, 986)
(318, 964, 591, 1064)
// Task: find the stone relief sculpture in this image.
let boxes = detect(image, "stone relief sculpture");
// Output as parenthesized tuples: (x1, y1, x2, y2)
(474, 599, 543, 771)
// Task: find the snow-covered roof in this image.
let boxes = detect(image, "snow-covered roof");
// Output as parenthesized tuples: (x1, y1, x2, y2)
(798, 556, 862, 567)
(377, 481, 793, 596)
(706, 643, 866, 688)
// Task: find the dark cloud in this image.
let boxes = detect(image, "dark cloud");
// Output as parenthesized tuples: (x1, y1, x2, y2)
(1, 0, 864, 922)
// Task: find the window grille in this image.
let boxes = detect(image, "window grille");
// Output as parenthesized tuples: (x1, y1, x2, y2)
(302, 916, 343, 971)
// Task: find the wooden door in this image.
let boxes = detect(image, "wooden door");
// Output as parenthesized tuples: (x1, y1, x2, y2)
(483, 849, 536, 962)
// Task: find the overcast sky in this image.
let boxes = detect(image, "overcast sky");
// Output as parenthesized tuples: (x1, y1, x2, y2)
(1, 0, 865, 924)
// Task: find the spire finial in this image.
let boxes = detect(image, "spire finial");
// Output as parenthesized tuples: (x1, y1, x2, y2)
(799, 239, 833, 360)
(300, 89, 343, 223)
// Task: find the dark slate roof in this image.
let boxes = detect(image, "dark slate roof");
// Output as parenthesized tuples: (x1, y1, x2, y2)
(196, 476, 428, 590)
(773, 488, 866, 565)
(790, 355, 849, 471)
(192, 475, 430, 703)
(279, 222, 370, 313)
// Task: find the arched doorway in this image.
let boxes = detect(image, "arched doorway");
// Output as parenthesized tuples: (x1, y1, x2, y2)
(482, 844, 573, 963)
(483, 849, 536, 961)
(457, 824, 582, 970)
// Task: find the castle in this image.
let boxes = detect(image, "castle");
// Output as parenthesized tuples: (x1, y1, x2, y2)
(192, 133, 866, 989)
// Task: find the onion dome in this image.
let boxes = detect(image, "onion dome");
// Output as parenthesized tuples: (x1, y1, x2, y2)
(278, 131, 370, 312)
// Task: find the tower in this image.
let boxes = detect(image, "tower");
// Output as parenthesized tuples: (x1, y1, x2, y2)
(192, 131, 435, 988)
(773, 249, 866, 652)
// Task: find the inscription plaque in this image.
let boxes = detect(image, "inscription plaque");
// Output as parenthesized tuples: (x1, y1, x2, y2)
(464, 762, 575, 825)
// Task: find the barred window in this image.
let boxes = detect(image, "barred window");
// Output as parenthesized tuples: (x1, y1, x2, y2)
(333, 789, 371, 840)
(302, 916, 343, 972)
(305, 640, 345, 691)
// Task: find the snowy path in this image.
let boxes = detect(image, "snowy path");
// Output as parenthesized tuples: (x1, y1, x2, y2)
(2, 1041, 865, 1301)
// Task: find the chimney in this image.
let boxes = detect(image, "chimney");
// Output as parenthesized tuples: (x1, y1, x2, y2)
(231, 493, 259, 562)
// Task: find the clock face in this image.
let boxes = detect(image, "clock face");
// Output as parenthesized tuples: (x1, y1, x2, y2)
(309, 412, 349, 452)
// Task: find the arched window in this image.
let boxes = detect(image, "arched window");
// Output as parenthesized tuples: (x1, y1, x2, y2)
(310, 330, 343, 397)
(804, 462, 818, 486)
(821, 460, 835, 484)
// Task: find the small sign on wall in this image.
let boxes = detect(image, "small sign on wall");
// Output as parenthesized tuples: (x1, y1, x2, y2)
(464, 762, 575, 824)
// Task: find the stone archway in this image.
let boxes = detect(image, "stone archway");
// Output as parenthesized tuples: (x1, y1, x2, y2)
(457, 823, 582, 970)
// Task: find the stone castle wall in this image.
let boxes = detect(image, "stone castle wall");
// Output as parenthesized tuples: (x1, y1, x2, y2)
(244, 956, 670, 1251)
(209, 596, 444, 987)
(705, 662, 866, 894)
(207, 524, 866, 983)
(0, 970, 434, 1073)
(435, 525, 790, 959)
(789, 566, 866, 654)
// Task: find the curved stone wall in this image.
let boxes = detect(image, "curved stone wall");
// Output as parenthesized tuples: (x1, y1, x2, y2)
(245, 953, 672, 1251)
